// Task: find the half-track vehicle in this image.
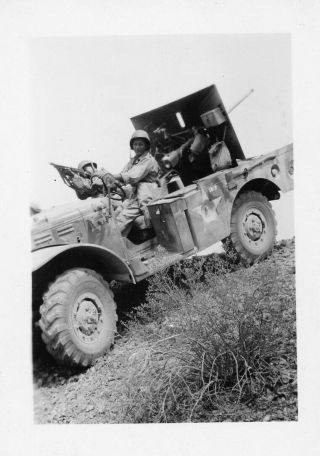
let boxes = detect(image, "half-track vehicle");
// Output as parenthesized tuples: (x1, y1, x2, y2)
(32, 85, 294, 367)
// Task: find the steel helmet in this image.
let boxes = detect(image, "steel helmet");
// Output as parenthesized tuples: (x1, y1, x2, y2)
(129, 130, 151, 150)
(78, 160, 97, 173)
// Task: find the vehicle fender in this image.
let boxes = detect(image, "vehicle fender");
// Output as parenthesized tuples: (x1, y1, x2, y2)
(32, 243, 135, 283)
(227, 144, 294, 198)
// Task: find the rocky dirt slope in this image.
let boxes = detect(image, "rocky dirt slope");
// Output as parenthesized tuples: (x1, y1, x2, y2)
(33, 239, 296, 424)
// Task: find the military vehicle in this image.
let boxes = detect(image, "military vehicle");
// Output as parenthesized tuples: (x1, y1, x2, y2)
(32, 85, 294, 367)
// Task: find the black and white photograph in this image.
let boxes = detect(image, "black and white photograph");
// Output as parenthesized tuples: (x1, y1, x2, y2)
(1, 1, 320, 455)
(30, 33, 296, 424)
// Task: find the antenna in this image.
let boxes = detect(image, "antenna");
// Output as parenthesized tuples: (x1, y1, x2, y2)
(227, 89, 254, 114)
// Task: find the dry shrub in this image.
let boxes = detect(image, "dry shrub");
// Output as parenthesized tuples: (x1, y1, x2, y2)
(121, 253, 296, 423)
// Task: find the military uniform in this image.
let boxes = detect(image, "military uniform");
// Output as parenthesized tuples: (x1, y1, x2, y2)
(116, 151, 159, 236)
(71, 168, 127, 218)
(71, 172, 105, 200)
(180, 131, 211, 185)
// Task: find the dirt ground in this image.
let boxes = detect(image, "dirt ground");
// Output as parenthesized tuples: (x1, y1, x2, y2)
(33, 239, 296, 424)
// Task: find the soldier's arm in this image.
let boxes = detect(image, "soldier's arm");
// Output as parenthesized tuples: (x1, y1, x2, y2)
(189, 133, 210, 156)
(72, 175, 93, 191)
(180, 138, 194, 154)
(71, 175, 102, 199)
(120, 159, 158, 186)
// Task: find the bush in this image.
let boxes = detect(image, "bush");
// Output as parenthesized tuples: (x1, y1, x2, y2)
(121, 252, 296, 423)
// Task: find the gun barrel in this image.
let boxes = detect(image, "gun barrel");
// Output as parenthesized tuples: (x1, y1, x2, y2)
(227, 89, 254, 115)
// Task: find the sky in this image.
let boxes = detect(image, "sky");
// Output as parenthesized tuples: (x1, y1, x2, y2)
(30, 34, 294, 239)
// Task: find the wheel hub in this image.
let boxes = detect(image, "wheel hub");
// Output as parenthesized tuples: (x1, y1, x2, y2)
(243, 210, 265, 242)
(72, 293, 104, 343)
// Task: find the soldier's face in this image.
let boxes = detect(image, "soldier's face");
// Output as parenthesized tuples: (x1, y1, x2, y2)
(83, 165, 95, 175)
(132, 139, 148, 157)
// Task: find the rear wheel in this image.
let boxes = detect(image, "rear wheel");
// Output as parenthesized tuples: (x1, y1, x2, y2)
(227, 191, 277, 264)
(39, 268, 117, 367)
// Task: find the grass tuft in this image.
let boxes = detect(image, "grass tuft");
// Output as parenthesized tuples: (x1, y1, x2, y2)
(120, 245, 296, 423)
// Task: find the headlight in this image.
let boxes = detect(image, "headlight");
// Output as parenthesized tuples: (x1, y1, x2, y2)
(32, 213, 48, 224)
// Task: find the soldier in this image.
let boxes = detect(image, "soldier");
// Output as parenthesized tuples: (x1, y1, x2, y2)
(71, 160, 105, 200)
(179, 126, 211, 185)
(180, 126, 232, 181)
(112, 130, 159, 236)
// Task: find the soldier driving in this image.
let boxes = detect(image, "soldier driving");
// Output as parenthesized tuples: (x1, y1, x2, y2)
(65, 131, 158, 237)
(112, 130, 159, 236)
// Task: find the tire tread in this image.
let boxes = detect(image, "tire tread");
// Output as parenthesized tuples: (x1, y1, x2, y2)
(227, 190, 277, 264)
(39, 268, 117, 367)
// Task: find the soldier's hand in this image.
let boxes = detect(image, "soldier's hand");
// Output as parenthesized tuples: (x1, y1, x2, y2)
(92, 170, 104, 178)
(188, 152, 196, 163)
(91, 176, 103, 186)
(71, 175, 83, 185)
(97, 172, 116, 187)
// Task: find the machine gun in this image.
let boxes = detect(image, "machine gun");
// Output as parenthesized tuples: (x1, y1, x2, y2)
(50, 162, 91, 190)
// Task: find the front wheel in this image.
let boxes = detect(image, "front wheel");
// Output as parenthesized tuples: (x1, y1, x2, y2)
(227, 191, 277, 264)
(39, 268, 117, 367)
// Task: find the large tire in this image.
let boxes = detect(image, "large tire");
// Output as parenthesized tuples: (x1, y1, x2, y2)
(39, 268, 117, 367)
(228, 191, 277, 264)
